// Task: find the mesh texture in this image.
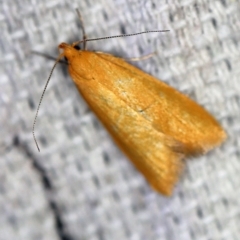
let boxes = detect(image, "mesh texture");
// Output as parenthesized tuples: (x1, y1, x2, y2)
(1, 0, 240, 240)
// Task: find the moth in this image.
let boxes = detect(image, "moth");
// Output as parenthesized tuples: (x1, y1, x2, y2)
(33, 10, 226, 195)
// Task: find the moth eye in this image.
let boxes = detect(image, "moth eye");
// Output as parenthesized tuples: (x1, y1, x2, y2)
(74, 45, 80, 50)
(64, 45, 80, 62)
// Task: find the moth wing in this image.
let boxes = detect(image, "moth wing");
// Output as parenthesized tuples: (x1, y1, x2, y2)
(93, 52, 226, 155)
(80, 82, 186, 195)
(65, 49, 225, 195)
(71, 54, 186, 195)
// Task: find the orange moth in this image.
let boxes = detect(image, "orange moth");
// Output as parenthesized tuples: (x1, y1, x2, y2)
(33, 10, 226, 196)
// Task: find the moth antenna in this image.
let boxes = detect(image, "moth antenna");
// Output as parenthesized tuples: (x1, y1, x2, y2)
(72, 30, 170, 48)
(75, 9, 87, 50)
(33, 53, 64, 151)
(31, 50, 67, 64)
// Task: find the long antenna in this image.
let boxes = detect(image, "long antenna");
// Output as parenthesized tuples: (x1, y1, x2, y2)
(33, 53, 64, 151)
(72, 30, 170, 48)
(75, 9, 87, 50)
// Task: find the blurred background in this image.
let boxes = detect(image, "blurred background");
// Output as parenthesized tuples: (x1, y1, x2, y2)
(0, 0, 240, 239)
